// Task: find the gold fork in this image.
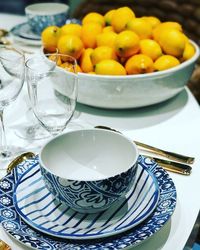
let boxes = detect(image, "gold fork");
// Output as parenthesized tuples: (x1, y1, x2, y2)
(95, 125, 193, 175)
(95, 125, 194, 164)
(0, 152, 36, 249)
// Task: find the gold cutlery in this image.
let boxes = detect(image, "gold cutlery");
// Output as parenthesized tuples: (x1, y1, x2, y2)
(0, 29, 8, 38)
(0, 37, 11, 45)
(134, 140, 194, 164)
(0, 152, 36, 249)
(0, 29, 33, 54)
(0, 29, 10, 45)
(95, 125, 193, 175)
(6, 152, 35, 174)
(143, 155, 192, 175)
(95, 125, 194, 164)
(0, 239, 11, 250)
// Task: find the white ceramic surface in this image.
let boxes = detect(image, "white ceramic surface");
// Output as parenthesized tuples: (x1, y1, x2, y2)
(10, 22, 41, 46)
(40, 128, 138, 180)
(1, 13, 200, 250)
(39, 128, 139, 213)
(0, 155, 176, 250)
(74, 40, 200, 109)
(13, 160, 159, 239)
(25, 3, 69, 16)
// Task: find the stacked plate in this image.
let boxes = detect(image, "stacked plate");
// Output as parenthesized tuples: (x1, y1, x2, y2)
(10, 22, 41, 46)
(10, 19, 80, 46)
(0, 155, 176, 249)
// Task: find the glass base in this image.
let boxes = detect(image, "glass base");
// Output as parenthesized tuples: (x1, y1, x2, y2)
(0, 145, 25, 165)
(15, 123, 51, 140)
(14, 107, 51, 140)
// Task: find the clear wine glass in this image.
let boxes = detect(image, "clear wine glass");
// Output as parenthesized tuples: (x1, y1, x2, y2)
(0, 45, 25, 160)
(15, 53, 60, 140)
(25, 53, 78, 137)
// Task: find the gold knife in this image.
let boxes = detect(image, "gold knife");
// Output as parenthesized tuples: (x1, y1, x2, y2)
(95, 126, 195, 164)
(135, 141, 194, 164)
(143, 155, 192, 175)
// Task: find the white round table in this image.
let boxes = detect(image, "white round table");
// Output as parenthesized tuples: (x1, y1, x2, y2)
(0, 13, 200, 250)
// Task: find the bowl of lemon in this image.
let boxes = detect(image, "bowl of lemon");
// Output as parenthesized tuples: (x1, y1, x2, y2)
(41, 6, 200, 109)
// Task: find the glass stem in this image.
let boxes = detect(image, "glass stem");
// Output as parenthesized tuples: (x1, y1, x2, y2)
(0, 109, 8, 155)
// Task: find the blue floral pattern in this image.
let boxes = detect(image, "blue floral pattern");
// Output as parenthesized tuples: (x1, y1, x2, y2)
(27, 13, 68, 35)
(0, 155, 176, 249)
(40, 161, 137, 213)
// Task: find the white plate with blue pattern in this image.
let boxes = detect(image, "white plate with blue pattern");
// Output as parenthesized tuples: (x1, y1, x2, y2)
(10, 22, 41, 46)
(13, 160, 160, 239)
(0, 156, 177, 249)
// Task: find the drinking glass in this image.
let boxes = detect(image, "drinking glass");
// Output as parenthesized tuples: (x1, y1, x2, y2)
(15, 53, 59, 140)
(25, 53, 78, 137)
(0, 45, 25, 160)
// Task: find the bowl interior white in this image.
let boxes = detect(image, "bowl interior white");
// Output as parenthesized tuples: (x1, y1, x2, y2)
(40, 129, 138, 181)
(25, 3, 69, 15)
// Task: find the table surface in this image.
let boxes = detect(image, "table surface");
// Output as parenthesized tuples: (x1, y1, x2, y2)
(1, 13, 200, 250)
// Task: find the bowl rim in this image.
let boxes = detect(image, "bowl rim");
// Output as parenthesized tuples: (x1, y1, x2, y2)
(39, 128, 139, 181)
(25, 3, 69, 16)
(77, 39, 200, 79)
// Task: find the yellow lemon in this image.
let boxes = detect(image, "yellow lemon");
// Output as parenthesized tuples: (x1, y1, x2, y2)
(104, 9, 116, 26)
(103, 26, 114, 33)
(182, 42, 196, 61)
(60, 23, 82, 37)
(153, 21, 182, 41)
(81, 22, 102, 48)
(125, 54, 154, 74)
(82, 12, 105, 27)
(48, 54, 62, 66)
(41, 26, 61, 52)
(140, 39, 162, 61)
(115, 30, 140, 58)
(95, 59, 126, 75)
(90, 46, 117, 65)
(57, 35, 84, 59)
(126, 18, 152, 39)
(154, 55, 180, 71)
(141, 16, 161, 29)
(80, 48, 94, 73)
(111, 6, 135, 33)
(96, 31, 117, 48)
(158, 29, 186, 57)
(60, 62, 82, 73)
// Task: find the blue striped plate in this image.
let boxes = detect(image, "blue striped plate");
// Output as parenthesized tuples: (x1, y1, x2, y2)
(13, 161, 159, 240)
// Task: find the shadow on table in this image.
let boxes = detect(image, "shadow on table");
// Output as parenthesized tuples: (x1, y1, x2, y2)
(75, 89, 189, 130)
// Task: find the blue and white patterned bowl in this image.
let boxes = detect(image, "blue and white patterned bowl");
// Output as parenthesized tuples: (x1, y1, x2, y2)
(25, 3, 69, 35)
(39, 129, 139, 213)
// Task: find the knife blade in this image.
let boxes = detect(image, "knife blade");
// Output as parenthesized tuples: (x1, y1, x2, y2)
(143, 155, 192, 175)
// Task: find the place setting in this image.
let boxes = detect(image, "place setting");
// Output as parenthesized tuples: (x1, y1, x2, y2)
(9, 2, 69, 46)
(0, 3, 200, 250)
(0, 42, 192, 248)
(0, 127, 177, 249)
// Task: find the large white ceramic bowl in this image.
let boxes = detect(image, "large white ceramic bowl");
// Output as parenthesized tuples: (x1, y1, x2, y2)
(39, 128, 139, 213)
(76, 40, 200, 109)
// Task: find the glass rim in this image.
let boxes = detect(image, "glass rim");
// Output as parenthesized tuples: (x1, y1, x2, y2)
(0, 45, 25, 62)
(25, 53, 78, 74)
